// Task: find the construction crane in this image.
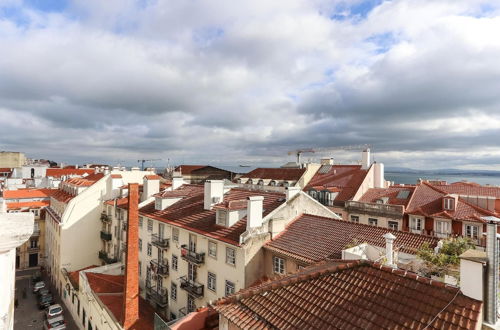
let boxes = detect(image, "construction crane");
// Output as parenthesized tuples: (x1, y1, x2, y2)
(288, 144, 372, 166)
(137, 159, 161, 171)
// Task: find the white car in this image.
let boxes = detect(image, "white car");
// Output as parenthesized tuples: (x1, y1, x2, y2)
(43, 317, 66, 330)
(46, 304, 63, 319)
(33, 281, 45, 293)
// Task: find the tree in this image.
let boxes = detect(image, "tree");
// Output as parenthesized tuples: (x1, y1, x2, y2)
(417, 237, 476, 277)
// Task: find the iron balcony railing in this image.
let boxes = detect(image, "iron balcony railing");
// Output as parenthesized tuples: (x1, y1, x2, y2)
(98, 250, 117, 264)
(100, 230, 112, 241)
(100, 212, 111, 223)
(180, 245, 205, 264)
(178, 307, 187, 317)
(151, 234, 170, 249)
(345, 200, 405, 218)
(146, 287, 168, 307)
(150, 259, 169, 276)
(179, 276, 204, 298)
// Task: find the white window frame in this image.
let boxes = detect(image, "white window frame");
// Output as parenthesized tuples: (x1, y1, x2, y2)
(273, 256, 285, 274)
(443, 198, 454, 210)
(225, 280, 235, 296)
(172, 228, 179, 242)
(226, 247, 236, 266)
(171, 282, 177, 301)
(411, 217, 422, 230)
(207, 272, 216, 292)
(147, 243, 152, 256)
(368, 218, 378, 226)
(208, 241, 217, 259)
(139, 217, 143, 228)
(147, 219, 153, 232)
(172, 255, 178, 271)
(138, 238, 142, 252)
(388, 221, 398, 231)
(216, 210, 227, 226)
(465, 224, 479, 240)
(350, 215, 359, 223)
(435, 220, 450, 235)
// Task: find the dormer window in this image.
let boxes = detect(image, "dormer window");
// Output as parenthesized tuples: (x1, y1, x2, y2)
(248, 179, 253, 184)
(257, 179, 264, 186)
(282, 181, 289, 187)
(443, 198, 454, 210)
(237, 179, 242, 184)
(269, 180, 276, 186)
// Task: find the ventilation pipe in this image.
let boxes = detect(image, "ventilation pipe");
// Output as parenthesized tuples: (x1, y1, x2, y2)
(383, 232, 396, 268)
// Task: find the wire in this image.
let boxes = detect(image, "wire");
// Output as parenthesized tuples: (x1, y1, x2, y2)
(422, 289, 461, 329)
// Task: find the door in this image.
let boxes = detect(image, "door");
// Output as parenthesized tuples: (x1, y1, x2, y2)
(188, 263, 197, 281)
(29, 253, 38, 267)
(189, 234, 197, 252)
(16, 255, 20, 269)
(159, 223, 165, 239)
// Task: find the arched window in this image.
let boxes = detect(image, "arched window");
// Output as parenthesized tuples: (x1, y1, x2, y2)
(258, 180, 264, 185)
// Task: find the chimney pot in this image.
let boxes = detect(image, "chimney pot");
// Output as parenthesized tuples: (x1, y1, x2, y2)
(383, 232, 396, 268)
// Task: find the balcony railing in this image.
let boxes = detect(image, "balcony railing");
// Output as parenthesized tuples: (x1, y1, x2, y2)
(98, 250, 117, 264)
(345, 201, 404, 218)
(32, 229, 41, 237)
(100, 230, 112, 241)
(146, 287, 168, 307)
(100, 212, 111, 223)
(150, 259, 169, 276)
(151, 234, 169, 249)
(180, 245, 205, 265)
(410, 228, 424, 235)
(179, 276, 204, 298)
(28, 246, 40, 253)
(178, 307, 187, 317)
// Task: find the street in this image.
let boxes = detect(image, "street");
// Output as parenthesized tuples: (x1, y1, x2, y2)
(14, 269, 79, 330)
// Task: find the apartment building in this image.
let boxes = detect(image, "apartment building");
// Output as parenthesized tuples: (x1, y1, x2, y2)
(174, 165, 235, 183)
(136, 180, 338, 321)
(45, 169, 153, 296)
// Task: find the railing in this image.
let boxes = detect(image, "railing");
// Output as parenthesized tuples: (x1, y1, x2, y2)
(180, 245, 205, 264)
(151, 234, 170, 249)
(31, 229, 41, 237)
(100, 230, 112, 241)
(178, 307, 187, 317)
(146, 287, 168, 307)
(100, 212, 111, 223)
(98, 250, 117, 264)
(410, 228, 424, 235)
(179, 276, 204, 298)
(345, 201, 404, 218)
(150, 259, 169, 276)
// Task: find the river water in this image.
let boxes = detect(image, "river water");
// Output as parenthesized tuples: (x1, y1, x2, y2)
(386, 172, 500, 186)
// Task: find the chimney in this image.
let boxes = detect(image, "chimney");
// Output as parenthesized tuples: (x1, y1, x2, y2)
(104, 167, 110, 175)
(172, 175, 185, 190)
(286, 186, 300, 201)
(204, 180, 224, 210)
(247, 196, 264, 229)
(459, 249, 487, 302)
(374, 162, 385, 188)
(361, 148, 370, 170)
(142, 175, 160, 201)
(383, 232, 396, 268)
(122, 184, 140, 329)
(485, 217, 500, 326)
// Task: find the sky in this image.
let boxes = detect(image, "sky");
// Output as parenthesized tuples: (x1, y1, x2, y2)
(1, 0, 500, 170)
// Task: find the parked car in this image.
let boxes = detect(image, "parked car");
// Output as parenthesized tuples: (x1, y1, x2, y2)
(38, 294, 54, 310)
(37, 288, 50, 298)
(31, 271, 42, 284)
(45, 304, 63, 319)
(33, 281, 45, 293)
(43, 316, 66, 330)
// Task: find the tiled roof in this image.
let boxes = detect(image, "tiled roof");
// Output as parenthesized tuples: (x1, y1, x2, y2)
(51, 190, 75, 203)
(2, 188, 56, 199)
(213, 199, 247, 210)
(175, 165, 207, 174)
(144, 175, 161, 180)
(242, 168, 306, 181)
(265, 214, 439, 262)
(46, 168, 95, 178)
(430, 181, 500, 198)
(0, 168, 12, 172)
(140, 185, 285, 245)
(306, 165, 368, 203)
(7, 201, 49, 210)
(67, 265, 99, 290)
(65, 173, 104, 187)
(86, 273, 124, 293)
(111, 174, 122, 179)
(359, 186, 416, 207)
(214, 260, 482, 330)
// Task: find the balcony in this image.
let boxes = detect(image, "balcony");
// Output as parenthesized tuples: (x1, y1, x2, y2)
(28, 246, 40, 253)
(31, 229, 41, 237)
(410, 228, 424, 235)
(151, 234, 169, 249)
(100, 212, 111, 223)
(100, 230, 112, 241)
(179, 276, 204, 298)
(150, 259, 169, 276)
(98, 250, 117, 264)
(345, 201, 404, 219)
(180, 245, 205, 265)
(178, 307, 187, 317)
(146, 287, 168, 307)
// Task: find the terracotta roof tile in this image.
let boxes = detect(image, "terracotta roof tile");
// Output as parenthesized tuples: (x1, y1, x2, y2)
(242, 168, 306, 181)
(7, 201, 49, 210)
(144, 175, 161, 180)
(67, 265, 99, 290)
(430, 181, 500, 198)
(3, 188, 56, 199)
(359, 186, 416, 207)
(46, 168, 95, 178)
(174, 165, 207, 174)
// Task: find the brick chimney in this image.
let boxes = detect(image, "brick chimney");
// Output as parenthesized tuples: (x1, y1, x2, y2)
(122, 183, 139, 329)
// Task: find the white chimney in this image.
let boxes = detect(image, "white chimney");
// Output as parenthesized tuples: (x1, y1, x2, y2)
(459, 249, 487, 301)
(247, 196, 264, 229)
(104, 167, 110, 175)
(361, 148, 370, 170)
(131, 167, 140, 171)
(484, 217, 500, 326)
(286, 187, 300, 201)
(383, 232, 396, 268)
(204, 180, 224, 210)
(142, 175, 160, 201)
(374, 162, 385, 188)
(172, 176, 185, 190)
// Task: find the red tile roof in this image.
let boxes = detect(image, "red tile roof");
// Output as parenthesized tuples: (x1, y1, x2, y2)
(86, 273, 124, 293)
(46, 168, 95, 178)
(3, 188, 56, 199)
(65, 173, 104, 186)
(265, 214, 439, 263)
(111, 174, 122, 179)
(51, 190, 75, 203)
(213, 199, 247, 210)
(306, 165, 369, 204)
(67, 265, 99, 290)
(214, 260, 482, 330)
(359, 186, 416, 207)
(140, 185, 285, 245)
(144, 175, 161, 180)
(7, 201, 49, 210)
(0, 168, 12, 172)
(242, 168, 306, 181)
(430, 181, 500, 198)
(175, 165, 207, 174)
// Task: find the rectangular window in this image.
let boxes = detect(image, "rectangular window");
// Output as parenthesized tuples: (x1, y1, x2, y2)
(171, 283, 177, 301)
(350, 215, 359, 223)
(138, 239, 142, 252)
(139, 217, 143, 228)
(138, 261, 142, 276)
(187, 295, 196, 313)
(411, 218, 422, 230)
(225, 280, 235, 296)
(273, 256, 285, 274)
(216, 210, 227, 226)
(172, 228, 179, 242)
(172, 255, 178, 271)
(147, 219, 153, 231)
(208, 241, 217, 258)
(465, 225, 479, 240)
(388, 221, 398, 231)
(188, 263, 197, 281)
(207, 272, 216, 292)
(368, 218, 378, 226)
(226, 247, 235, 266)
(147, 243, 152, 256)
(444, 198, 454, 210)
(436, 221, 450, 234)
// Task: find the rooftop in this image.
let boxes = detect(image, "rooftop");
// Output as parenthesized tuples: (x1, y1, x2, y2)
(265, 213, 439, 263)
(241, 167, 306, 181)
(2, 188, 56, 199)
(214, 259, 482, 330)
(7, 200, 49, 210)
(46, 168, 95, 178)
(359, 186, 416, 207)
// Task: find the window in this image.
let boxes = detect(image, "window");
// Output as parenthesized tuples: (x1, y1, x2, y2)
(436, 221, 450, 234)
(225, 280, 235, 296)
(273, 256, 285, 274)
(172, 228, 179, 242)
(138, 239, 142, 252)
(139, 217, 143, 228)
(465, 224, 479, 240)
(30, 239, 38, 248)
(170, 313, 176, 321)
(187, 295, 196, 313)
(207, 272, 216, 291)
(171, 283, 177, 301)
(208, 241, 217, 258)
(188, 263, 197, 281)
(172, 255, 178, 271)
(388, 221, 398, 231)
(216, 210, 227, 226)
(411, 217, 422, 230)
(443, 198, 454, 210)
(350, 215, 359, 223)
(226, 247, 235, 266)
(368, 218, 378, 226)
(147, 219, 153, 231)
(147, 243, 152, 256)
(138, 261, 141, 276)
